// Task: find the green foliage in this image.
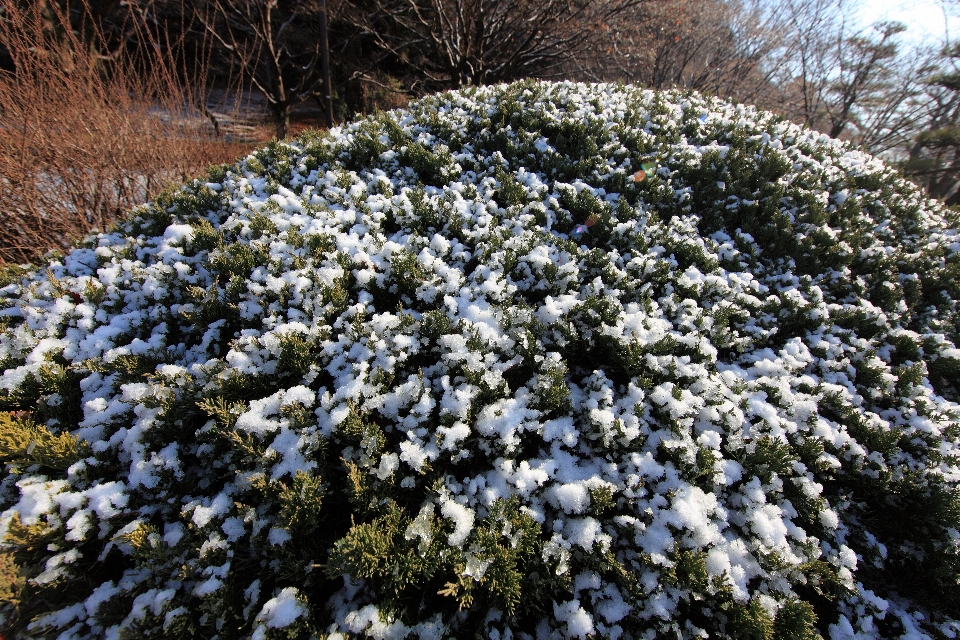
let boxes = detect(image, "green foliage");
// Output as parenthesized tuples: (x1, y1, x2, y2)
(196, 395, 246, 430)
(1, 81, 960, 640)
(0, 264, 29, 288)
(727, 598, 775, 640)
(495, 169, 528, 207)
(134, 181, 222, 237)
(0, 363, 83, 426)
(211, 241, 267, 280)
(389, 248, 426, 301)
(326, 501, 443, 613)
(247, 141, 297, 186)
(327, 496, 553, 628)
(276, 470, 326, 534)
(454, 497, 550, 617)
(276, 333, 314, 379)
(773, 600, 822, 640)
(401, 142, 454, 187)
(532, 359, 572, 415)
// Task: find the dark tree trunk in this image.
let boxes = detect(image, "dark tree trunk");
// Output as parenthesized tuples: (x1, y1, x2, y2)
(271, 104, 291, 140)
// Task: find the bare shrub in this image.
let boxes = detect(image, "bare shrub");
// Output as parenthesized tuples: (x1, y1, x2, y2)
(0, 0, 253, 266)
(336, 0, 642, 95)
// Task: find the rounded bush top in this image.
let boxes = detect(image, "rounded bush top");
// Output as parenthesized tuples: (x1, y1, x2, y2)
(1, 81, 959, 639)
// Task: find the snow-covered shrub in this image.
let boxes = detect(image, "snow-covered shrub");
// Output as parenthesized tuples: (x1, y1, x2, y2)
(1, 80, 959, 639)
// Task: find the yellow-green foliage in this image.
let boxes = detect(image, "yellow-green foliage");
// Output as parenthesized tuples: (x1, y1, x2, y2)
(0, 550, 24, 612)
(0, 512, 60, 633)
(0, 412, 89, 470)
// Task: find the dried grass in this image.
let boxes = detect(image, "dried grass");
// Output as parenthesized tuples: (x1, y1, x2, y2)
(0, 0, 256, 266)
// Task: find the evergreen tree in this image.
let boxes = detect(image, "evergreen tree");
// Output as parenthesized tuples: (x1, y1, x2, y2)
(905, 42, 960, 203)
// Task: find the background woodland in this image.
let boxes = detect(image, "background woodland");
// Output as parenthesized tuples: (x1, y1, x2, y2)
(2, 0, 960, 265)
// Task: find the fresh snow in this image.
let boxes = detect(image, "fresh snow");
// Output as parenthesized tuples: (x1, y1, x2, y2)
(1, 80, 959, 639)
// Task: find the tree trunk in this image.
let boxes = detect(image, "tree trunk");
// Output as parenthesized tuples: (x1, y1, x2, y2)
(271, 105, 290, 140)
(276, 114, 289, 140)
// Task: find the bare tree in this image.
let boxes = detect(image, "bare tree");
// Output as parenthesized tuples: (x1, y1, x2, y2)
(761, 3, 931, 154)
(761, 0, 850, 128)
(842, 43, 934, 157)
(584, 0, 790, 106)
(820, 21, 908, 138)
(187, 0, 331, 139)
(339, 0, 643, 94)
(0, 0, 137, 72)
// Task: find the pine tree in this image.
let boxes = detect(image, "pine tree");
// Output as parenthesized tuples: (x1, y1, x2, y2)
(905, 43, 960, 203)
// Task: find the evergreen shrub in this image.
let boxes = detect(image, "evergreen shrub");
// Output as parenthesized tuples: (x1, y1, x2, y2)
(1, 81, 959, 639)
